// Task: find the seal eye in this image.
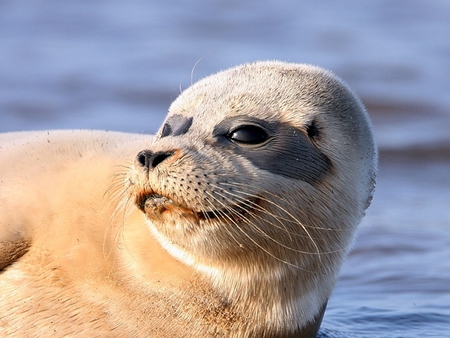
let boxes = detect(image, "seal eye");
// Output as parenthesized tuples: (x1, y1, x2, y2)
(228, 125, 269, 145)
(160, 123, 172, 138)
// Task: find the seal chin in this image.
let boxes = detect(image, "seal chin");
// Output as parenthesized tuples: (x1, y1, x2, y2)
(136, 192, 261, 223)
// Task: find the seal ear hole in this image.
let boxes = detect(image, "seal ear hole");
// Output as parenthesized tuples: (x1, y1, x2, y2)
(306, 120, 320, 140)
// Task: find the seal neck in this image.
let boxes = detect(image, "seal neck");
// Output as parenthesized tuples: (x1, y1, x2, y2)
(275, 301, 327, 338)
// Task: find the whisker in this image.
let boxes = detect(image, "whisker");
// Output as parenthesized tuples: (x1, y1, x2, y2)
(213, 182, 347, 256)
(221, 181, 351, 233)
(210, 188, 321, 256)
(210, 183, 297, 240)
(201, 197, 244, 249)
(203, 190, 312, 271)
(102, 167, 136, 263)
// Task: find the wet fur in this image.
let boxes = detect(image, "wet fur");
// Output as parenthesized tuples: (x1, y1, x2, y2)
(0, 62, 377, 337)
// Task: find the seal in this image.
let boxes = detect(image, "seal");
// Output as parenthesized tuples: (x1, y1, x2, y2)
(0, 61, 377, 337)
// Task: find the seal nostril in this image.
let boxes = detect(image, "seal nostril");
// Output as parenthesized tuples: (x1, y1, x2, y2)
(135, 150, 174, 170)
(136, 150, 153, 168)
(151, 152, 173, 168)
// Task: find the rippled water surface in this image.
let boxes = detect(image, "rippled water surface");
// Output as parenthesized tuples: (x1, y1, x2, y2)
(1, 1, 449, 337)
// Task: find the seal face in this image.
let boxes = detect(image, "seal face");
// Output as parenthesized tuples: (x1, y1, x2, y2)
(0, 61, 377, 337)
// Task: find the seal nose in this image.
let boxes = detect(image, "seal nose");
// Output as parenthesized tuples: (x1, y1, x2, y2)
(135, 150, 174, 170)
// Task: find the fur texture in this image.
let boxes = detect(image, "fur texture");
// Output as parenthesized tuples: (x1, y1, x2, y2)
(0, 62, 377, 337)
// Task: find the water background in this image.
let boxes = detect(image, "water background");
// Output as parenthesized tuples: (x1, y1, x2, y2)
(1, 1, 449, 337)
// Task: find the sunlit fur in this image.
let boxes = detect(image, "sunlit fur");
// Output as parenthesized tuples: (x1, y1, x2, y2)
(0, 61, 376, 337)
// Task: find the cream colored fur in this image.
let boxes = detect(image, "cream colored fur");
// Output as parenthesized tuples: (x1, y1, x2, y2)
(0, 61, 377, 337)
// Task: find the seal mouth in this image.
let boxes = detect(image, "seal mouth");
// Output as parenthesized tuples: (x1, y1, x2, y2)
(135, 193, 260, 222)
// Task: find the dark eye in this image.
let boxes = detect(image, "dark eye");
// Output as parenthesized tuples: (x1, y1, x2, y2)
(160, 123, 172, 138)
(228, 125, 269, 145)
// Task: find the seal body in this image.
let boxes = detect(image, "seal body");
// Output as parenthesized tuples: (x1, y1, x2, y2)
(0, 62, 377, 337)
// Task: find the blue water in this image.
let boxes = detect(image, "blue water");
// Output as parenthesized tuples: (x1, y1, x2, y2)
(1, 1, 449, 336)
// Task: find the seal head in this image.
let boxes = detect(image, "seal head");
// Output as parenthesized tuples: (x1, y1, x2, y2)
(129, 61, 377, 337)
